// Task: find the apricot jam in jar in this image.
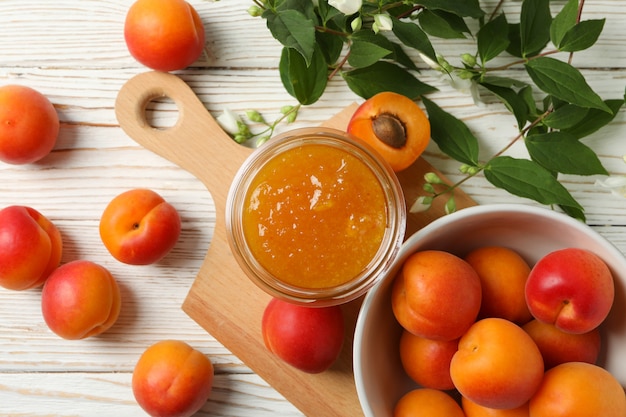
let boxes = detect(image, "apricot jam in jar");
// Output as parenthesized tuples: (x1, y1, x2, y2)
(226, 127, 406, 306)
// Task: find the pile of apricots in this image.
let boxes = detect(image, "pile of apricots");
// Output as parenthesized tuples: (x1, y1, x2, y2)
(0, 1, 218, 416)
(391, 246, 626, 417)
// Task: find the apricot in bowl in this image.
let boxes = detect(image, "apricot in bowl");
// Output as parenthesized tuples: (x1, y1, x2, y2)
(353, 204, 626, 417)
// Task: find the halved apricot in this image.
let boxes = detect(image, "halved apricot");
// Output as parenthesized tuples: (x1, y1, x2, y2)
(347, 92, 430, 171)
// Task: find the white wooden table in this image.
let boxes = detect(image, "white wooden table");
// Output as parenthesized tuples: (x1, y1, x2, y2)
(0, 1, 625, 416)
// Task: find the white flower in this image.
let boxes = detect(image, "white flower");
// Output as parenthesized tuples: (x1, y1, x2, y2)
(409, 196, 432, 213)
(445, 72, 484, 107)
(595, 176, 626, 198)
(419, 53, 442, 71)
(216, 109, 242, 135)
(373, 13, 393, 33)
(328, 0, 362, 15)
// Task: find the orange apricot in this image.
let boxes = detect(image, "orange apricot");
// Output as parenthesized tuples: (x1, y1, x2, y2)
(347, 92, 430, 172)
(391, 250, 482, 341)
(132, 340, 214, 417)
(450, 318, 544, 410)
(464, 246, 532, 325)
(399, 329, 457, 390)
(124, 0, 205, 72)
(529, 362, 626, 417)
(394, 388, 465, 417)
(0, 84, 59, 165)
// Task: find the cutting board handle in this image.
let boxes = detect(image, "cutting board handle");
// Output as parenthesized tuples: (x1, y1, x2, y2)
(114, 71, 249, 185)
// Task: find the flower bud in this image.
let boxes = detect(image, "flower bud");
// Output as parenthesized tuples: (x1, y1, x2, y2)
(424, 172, 443, 184)
(373, 14, 393, 32)
(247, 5, 263, 17)
(351, 16, 362, 32)
(444, 196, 457, 214)
(246, 110, 265, 123)
(461, 53, 476, 67)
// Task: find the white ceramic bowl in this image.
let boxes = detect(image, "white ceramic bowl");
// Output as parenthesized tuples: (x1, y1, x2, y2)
(353, 204, 626, 417)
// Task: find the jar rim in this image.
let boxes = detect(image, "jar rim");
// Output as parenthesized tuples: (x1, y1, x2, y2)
(225, 127, 407, 306)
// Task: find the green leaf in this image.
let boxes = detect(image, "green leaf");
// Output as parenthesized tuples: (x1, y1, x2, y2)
(348, 33, 393, 68)
(506, 23, 523, 58)
(559, 19, 605, 52)
(562, 99, 625, 138)
(279, 45, 328, 105)
(477, 13, 510, 64)
(550, 0, 578, 47)
(519, 0, 552, 57)
(389, 42, 420, 72)
(525, 132, 608, 175)
(559, 205, 586, 222)
(265, 9, 316, 65)
(519, 85, 539, 120)
(480, 76, 528, 89)
(484, 156, 583, 211)
(315, 31, 344, 65)
(542, 104, 589, 129)
(418, 9, 468, 39)
(342, 62, 437, 99)
(480, 83, 529, 130)
(422, 97, 480, 166)
(417, 0, 485, 18)
(525, 57, 611, 112)
(392, 17, 437, 63)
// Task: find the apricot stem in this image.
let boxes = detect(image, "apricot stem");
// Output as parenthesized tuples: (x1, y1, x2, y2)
(372, 113, 407, 149)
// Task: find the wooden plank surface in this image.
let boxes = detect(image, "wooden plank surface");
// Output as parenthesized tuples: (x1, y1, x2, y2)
(0, 0, 625, 415)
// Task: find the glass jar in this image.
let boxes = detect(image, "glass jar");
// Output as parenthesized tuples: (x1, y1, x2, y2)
(226, 127, 406, 306)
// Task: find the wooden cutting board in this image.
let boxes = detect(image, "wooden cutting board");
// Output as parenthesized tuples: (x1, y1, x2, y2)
(115, 71, 477, 417)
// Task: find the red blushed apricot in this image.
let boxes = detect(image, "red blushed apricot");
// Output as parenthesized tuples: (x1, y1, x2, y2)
(0, 85, 59, 165)
(0, 205, 62, 290)
(347, 92, 430, 172)
(522, 319, 601, 369)
(41, 260, 121, 340)
(124, 0, 205, 72)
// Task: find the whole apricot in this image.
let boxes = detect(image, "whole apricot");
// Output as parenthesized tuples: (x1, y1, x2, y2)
(124, 0, 205, 71)
(391, 250, 481, 341)
(132, 340, 214, 417)
(399, 330, 457, 390)
(450, 318, 544, 410)
(523, 319, 601, 369)
(529, 362, 626, 417)
(464, 246, 532, 324)
(262, 298, 344, 374)
(0, 205, 62, 290)
(0, 84, 59, 164)
(41, 260, 121, 340)
(525, 248, 614, 334)
(394, 388, 465, 417)
(347, 92, 430, 172)
(99, 188, 181, 265)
